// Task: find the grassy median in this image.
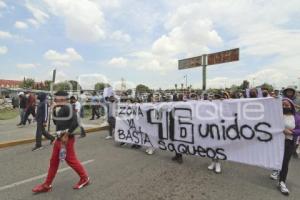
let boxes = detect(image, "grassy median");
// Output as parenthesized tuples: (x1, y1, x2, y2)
(0, 109, 19, 120)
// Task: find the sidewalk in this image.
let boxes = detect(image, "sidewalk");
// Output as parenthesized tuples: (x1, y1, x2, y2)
(0, 116, 108, 143)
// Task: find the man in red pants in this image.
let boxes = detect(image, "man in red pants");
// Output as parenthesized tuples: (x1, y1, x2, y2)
(32, 91, 90, 193)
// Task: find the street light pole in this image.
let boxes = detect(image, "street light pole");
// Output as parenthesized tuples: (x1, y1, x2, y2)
(202, 55, 208, 91)
(48, 69, 56, 132)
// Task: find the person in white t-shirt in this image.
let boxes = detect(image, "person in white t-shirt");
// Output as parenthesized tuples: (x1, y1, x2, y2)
(71, 96, 86, 137)
(79, 91, 87, 118)
(145, 94, 160, 155)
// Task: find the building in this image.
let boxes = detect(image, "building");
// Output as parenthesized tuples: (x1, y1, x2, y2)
(0, 79, 22, 88)
(0, 79, 46, 90)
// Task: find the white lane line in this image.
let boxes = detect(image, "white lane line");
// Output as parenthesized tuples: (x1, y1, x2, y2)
(0, 159, 94, 192)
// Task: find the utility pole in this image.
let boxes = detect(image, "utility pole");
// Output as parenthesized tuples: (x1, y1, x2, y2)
(202, 54, 207, 91)
(48, 69, 56, 132)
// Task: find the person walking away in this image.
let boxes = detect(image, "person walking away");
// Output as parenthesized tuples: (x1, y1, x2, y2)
(79, 91, 87, 118)
(70, 96, 86, 138)
(32, 92, 55, 151)
(32, 91, 90, 193)
(270, 98, 300, 195)
(21, 91, 36, 126)
(105, 95, 117, 140)
(17, 92, 27, 126)
(90, 92, 100, 120)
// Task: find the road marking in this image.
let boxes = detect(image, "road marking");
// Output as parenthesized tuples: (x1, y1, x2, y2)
(0, 159, 94, 192)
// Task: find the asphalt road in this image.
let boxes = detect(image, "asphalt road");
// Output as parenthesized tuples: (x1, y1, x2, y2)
(0, 130, 299, 200)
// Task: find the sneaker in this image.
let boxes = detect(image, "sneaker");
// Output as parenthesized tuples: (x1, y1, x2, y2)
(131, 144, 141, 149)
(208, 162, 216, 171)
(73, 177, 90, 190)
(215, 162, 222, 174)
(293, 152, 299, 159)
(32, 146, 43, 151)
(270, 171, 279, 180)
(105, 135, 113, 140)
(32, 183, 52, 193)
(278, 181, 290, 195)
(146, 148, 155, 155)
(18, 125, 25, 128)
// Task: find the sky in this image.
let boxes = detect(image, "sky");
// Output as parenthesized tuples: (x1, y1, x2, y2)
(0, 0, 300, 90)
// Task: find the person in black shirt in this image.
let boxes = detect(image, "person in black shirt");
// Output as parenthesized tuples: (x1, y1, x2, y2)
(32, 91, 90, 193)
(32, 92, 55, 151)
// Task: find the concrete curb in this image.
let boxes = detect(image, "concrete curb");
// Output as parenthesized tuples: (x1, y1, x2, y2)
(0, 126, 109, 149)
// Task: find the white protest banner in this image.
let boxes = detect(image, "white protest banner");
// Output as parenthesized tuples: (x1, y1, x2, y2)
(115, 98, 285, 170)
(103, 87, 114, 98)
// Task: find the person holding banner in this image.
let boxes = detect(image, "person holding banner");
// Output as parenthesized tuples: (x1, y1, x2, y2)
(171, 93, 183, 163)
(105, 95, 117, 140)
(270, 98, 300, 195)
(207, 93, 224, 174)
(282, 87, 300, 159)
(145, 94, 160, 155)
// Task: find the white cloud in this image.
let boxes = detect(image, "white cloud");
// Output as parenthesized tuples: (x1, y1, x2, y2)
(16, 63, 38, 69)
(78, 74, 109, 90)
(130, 7, 223, 72)
(110, 30, 131, 42)
(25, 1, 49, 25)
(129, 0, 300, 89)
(44, 48, 83, 62)
(43, 0, 106, 42)
(0, 30, 12, 39)
(27, 18, 39, 28)
(94, 0, 120, 9)
(108, 57, 127, 68)
(44, 48, 83, 67)
(0, 45, 7, 54)
(14, 21, 28, 29)
(0, 30, 32, 42)
(0, 0, 7, 9)
(153, 19, 222, 57)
